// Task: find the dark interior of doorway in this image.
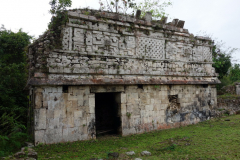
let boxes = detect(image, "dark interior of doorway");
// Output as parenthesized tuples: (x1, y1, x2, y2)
(95, 92, 121, 137)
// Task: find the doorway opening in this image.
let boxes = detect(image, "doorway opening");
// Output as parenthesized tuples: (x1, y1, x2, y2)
(95, 92, 121, 137)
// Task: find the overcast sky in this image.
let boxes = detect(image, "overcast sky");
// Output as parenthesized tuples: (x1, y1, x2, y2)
(0, 0, 239, 62)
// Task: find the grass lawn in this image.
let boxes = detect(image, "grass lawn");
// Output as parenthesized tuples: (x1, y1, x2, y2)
(35, 115, 240, 160)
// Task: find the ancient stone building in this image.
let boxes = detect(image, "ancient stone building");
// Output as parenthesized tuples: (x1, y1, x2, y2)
(27, 9, 220, 145)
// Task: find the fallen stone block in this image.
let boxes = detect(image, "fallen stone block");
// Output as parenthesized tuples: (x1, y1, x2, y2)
(141, 151, 151, 156)
(126, 151, 135, 156)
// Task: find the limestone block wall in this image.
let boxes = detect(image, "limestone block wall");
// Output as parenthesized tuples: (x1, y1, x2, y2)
(33, 86, 95, 145)
(27, 9, 220, 86)
(32, 84, 217, 144)
(121, 84, 217, 135)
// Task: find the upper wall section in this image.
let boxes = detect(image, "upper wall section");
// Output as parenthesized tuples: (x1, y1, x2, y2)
(27, 9, 220, 86)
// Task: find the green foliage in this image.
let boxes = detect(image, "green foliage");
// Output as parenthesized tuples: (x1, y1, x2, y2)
(0, 26, 31, 65)
(126, 112, 132, 118)
(49, 0, 72, 16)
(0, 27, 31, 124)
(211, 39, 239, 90)
(98, 0, 172, 18)
(134, 0, 172, 19)
(0, 63, 28, 118)
(48, 0, 72, 48)
(229, 64, 240, 83)
(217, 76, 232, 90)
(99, 0, 137, 14)
(164, 143, 177, 151)
(0, 26, 31, 157)
(212, 45, 232, 79)
(0, 113, 28, 157)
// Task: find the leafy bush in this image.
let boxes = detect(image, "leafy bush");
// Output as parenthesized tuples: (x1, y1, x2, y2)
(211, 40, 240, 90)
(217, 76, 232, 90)
(229, 64, 240, 83)
(0, 113, 28, 157)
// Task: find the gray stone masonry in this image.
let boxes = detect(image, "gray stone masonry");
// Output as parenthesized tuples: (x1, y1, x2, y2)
(27, 9, 220, 86)
(27, 9, 220, 145)
(33, 84, 217, 145)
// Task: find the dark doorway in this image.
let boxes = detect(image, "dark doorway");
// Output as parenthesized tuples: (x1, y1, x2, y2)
(95, 92, 121, 136)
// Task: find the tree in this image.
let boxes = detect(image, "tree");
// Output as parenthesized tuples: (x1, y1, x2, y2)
(48, 0, 72, 45)
(99, 0, 136, 14)
(0, 26, 31, 157)
(210, 39, 239, 90)
(0, 25, 31, 123)
(212, 40, 239, 80)
(0, 26, 30, 65)
(0, 26, 31, 122)
(99, 0, 172, 18)
(212, 44, 232, 79)
(229, 64, 240, 83)
(134, 0, 172, 19)
(49, 0, 72, 16)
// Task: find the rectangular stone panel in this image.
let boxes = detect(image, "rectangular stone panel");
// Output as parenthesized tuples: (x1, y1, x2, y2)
(35, 108, 46, 130)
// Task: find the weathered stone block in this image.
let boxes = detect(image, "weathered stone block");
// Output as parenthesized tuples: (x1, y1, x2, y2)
(35, 108, 46, 130)
(42, 92, 49, 108)
(54, 109, 63, 118)
(74, 118, 81, 127)
(145, 104, 153, 111)
(44, 128, 63, 144)
(89, 95, 95, 114)
(34, 87, 43, 93)
(121, 93, 126, 104)
(48, 93, 64, 110)
(140, 93, 150, 105)
(127, 93, 138, 104)
(47, 118, 60, 129)
(68, 93, 78, 100)
(35, 130, 45, 145)
(107, 86, 124, 92)
(126, 103, 133, 112)
(74, 110, 82, 118)
(90, 86, 107, 92)
(72, 100, 78, 108)
(35, 92, 43, 109)
(68, 127, 80, 142)
(62, 128, 69, 142)
(67, 117, 74, 128)
(52, 86, 62, 93)
(77, 95, 84, 106)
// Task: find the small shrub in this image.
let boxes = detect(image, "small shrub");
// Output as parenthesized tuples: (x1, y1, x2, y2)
(0, 113, 28, 157)
(217, 76, 232, 91)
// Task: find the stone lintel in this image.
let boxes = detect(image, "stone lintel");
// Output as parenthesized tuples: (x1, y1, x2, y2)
(28, 77, 221, 86)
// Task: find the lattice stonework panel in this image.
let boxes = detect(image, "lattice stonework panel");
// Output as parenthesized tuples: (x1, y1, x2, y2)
(193, 46, 203, 62)
(203, 46, 212, 62)
(137, 37, 165, 59)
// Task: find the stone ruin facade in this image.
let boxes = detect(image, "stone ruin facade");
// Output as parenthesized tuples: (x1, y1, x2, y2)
(27, 9, 220, 145)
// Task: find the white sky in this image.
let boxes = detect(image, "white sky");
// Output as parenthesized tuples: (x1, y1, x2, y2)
(0, 0, 239, 61)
